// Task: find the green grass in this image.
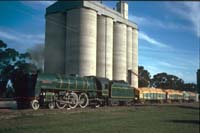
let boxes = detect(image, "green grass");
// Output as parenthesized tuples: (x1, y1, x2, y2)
(0, 103, 199, 133)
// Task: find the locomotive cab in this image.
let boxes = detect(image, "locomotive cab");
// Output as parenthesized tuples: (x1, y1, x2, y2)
(95, 77, 109, 97)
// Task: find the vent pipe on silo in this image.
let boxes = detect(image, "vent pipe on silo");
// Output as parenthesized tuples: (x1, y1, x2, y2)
(116, 0, 128, 19)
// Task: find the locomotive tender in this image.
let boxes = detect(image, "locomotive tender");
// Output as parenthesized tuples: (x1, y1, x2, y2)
(15, 73, 134, 110)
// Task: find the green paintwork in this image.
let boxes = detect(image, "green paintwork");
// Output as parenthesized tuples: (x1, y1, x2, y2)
(44, 92, 55, 102)
(102, 90, 108, 96)
(168, 94, 183, 100)
(110, 82, 134, 99)
(143, 93, 165, 100)
(35, 73, 97, 96)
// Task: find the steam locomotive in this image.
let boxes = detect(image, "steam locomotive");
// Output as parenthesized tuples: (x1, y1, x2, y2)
(14, 73, 134, 110)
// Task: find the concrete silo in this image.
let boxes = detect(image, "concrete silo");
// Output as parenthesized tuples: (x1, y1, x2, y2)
(132, 28, 138, 88)
(127, 26, 133, 84)
(45, 1, 138, 87)
(96, 15, 113, 80)
(127, 26, 133, 76)
(44, 12, 66, 74)
(113, 22, 127, 81)
(65, 8, 97, 76)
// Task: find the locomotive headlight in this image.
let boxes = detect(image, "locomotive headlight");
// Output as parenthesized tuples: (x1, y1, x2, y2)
(40, 92, 45, 96)
(135, 97, 138, 100)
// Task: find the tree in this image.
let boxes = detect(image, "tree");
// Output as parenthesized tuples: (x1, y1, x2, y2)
(0, 40, 38, 97)
(138, 66, 151, 87)
(151, 73, 184, 90)
(182, 83, 197, 92)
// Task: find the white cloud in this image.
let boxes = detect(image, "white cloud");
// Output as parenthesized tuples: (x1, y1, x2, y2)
(129, 15, 146, 25)
(145, 65, 160, 77)
(158, 61, 187, 70)
(166, 2, 200, 37)
(0, 31, 19, 41)
(129, 15, 191, 32)
(38, 1, 56, 6)
(139, 31, 170, 48)
(183, 2, 200, 37)
(0, 28, 44, 51)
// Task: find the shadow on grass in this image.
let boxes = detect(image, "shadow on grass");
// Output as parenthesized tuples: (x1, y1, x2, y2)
(177, 105, 200, 110)
(0, 107, 14, 109)
(167, 120, 200, 125)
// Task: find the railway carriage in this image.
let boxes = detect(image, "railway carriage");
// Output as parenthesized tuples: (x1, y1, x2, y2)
(183, 91, 199, 102)
(165, 89, 183, 103)
(134, 87, 166, 103)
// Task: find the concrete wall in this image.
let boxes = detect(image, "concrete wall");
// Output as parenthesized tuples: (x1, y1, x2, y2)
(44, 13, 66, 74)
(96, 15, 113, 80)
(127, 27, 133, 71)
(113, 22, 127, 81)
(127, 26, 133, 83)
(132, 28, 138, 88)
(65, 8, 97, 76)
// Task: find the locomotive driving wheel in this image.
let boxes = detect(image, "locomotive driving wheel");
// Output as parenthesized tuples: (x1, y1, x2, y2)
(56, 95, 67, 109)
(30, 99, 40, 110)
(68, 92, 79, 109)
(78, 93, 89, 108)
(48, 102, 55, 109)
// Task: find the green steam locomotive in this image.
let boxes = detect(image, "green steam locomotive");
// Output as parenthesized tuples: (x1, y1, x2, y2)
(14, 73, 134, 110)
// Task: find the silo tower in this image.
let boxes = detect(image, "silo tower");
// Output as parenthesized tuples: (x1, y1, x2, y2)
(44, 0, 138, 88)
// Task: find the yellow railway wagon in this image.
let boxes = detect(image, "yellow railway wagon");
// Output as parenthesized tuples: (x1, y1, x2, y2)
(135, 87, 166, 103)
(187, 91, 198, 102)
(165, 89, 183, 102)
(183, 91, 199, 102)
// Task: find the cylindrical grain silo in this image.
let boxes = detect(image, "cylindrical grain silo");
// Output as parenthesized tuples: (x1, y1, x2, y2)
(96, 15, 113, 80)
(127, 26, 133, 70)
(132, 28, 138, 88)
(113, 22, 127, 81)
(65, 8, 97, 76)
(44, 12, 66, 74)
(127, 26, 133, 83)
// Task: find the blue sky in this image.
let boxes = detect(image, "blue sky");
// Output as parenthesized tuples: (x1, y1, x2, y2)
(0, 1, 199, 83)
